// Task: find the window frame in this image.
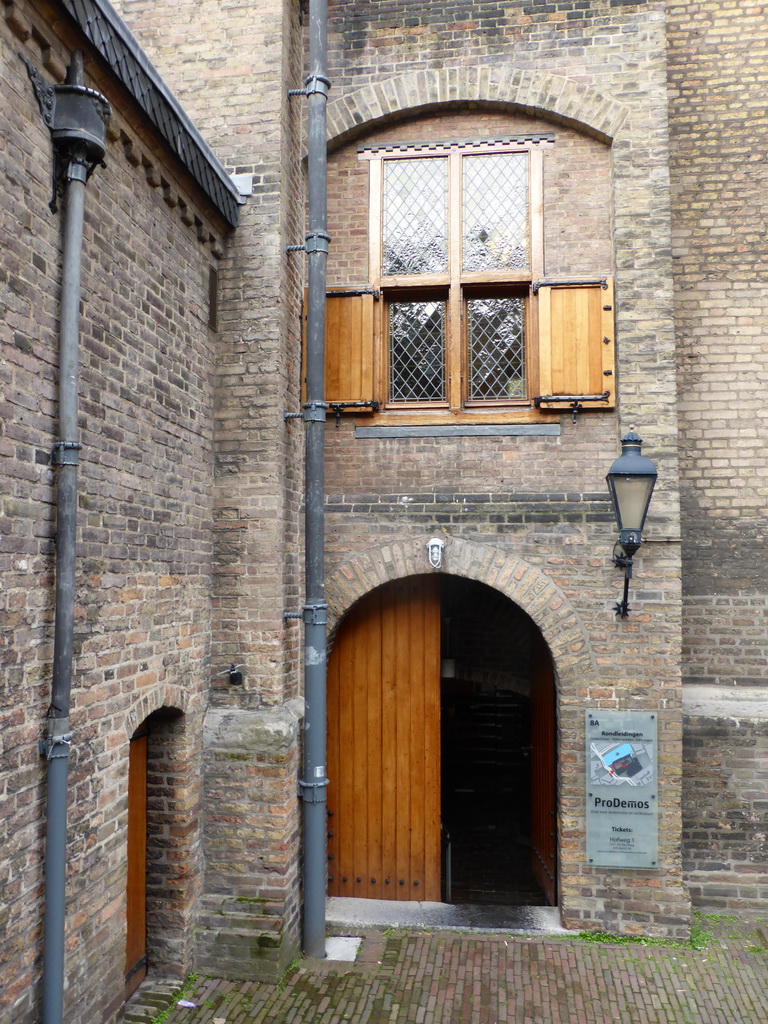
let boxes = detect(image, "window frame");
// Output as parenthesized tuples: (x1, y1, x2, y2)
(364, 140, 547, 413)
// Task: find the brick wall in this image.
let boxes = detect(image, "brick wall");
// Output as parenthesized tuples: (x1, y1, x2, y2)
(666, 0, 768, 911)
(145, 710, 204, 974)
(683, 690, 768, 916)
(113, 0, 307, 978)
(0, 1, 227, 1019)
(319, 0, 686, 936)
(114, 0, 689, 951)
(667, 0, 768, 678)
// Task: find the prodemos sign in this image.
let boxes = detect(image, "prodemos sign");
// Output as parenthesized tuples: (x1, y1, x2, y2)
(585, 710, 658, 869)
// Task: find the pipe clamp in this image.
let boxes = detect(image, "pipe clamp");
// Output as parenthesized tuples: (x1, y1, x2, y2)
(302, 603, 328, 626)
(302, 401, 328, 423)
(40, 733, 73, 759)
(298, 778, 329, 802)
(52, 441, 82, 466)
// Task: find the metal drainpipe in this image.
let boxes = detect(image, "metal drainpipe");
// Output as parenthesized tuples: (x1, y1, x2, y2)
(22, 51, 111, 1024)
(42, 144, 86, 1024)
(300, 0, 330, 960)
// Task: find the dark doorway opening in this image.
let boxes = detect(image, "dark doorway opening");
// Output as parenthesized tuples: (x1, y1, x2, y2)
(440, 577, 556, 907)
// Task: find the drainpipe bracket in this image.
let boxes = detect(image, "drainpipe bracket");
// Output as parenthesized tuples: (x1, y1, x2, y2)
(305, 75, 331, 97)
(298, 778, 329, 802)
(65, 153, 90, 184)
(39, 732, 73, 759)
(302, 401, 328, 423)
(288, 75, 331, 98)
(283, 603, 328, 625)
(302, 602, 328, 626)
(51, 441, 82, 466)
(286, 232, 331, 255)
(304, 231, 331, 254)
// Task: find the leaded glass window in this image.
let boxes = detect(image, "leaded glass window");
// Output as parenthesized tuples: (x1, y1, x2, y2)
(383, 158, 448, 276)
(369, 140, 544, 409)
(389, 301, 446, 403)
(462, 154, 529, 272)
(467, 297, 526, 401)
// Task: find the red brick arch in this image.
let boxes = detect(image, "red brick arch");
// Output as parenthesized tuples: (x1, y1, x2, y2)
(124, 683, 199, 742)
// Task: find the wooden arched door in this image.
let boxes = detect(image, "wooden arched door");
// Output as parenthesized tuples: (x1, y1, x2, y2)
(327, 575, 441, 901)
(125, 725, 148, 999)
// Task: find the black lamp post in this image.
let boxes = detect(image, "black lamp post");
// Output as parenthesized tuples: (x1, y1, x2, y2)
(606, 428, 657, 618)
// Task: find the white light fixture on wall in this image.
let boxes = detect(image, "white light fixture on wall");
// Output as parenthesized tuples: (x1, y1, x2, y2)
(427, 537, 445, 570)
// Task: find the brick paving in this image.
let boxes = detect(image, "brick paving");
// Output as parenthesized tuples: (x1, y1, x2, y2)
(127, 915, 768, 1024)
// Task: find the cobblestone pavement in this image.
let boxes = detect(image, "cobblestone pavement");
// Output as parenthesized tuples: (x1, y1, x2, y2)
(127, 915, 768, 1024)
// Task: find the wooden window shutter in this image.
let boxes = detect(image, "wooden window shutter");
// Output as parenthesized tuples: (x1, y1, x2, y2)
(322, 292, 375, 404)
(536, 278, 615, 410)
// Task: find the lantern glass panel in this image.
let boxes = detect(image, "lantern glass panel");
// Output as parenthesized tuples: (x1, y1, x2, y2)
(610, 474, 655, 533)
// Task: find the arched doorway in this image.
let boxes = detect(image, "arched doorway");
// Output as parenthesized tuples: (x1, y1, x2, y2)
(326, 574, 557, 907)
(125, 705, 193, 1000)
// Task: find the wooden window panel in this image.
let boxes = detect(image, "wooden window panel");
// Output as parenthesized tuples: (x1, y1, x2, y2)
(529, 148, 544, 281)
(325, 293, 375, 403)
(536, 278, 615, 408)
(304, 292, 376, 405)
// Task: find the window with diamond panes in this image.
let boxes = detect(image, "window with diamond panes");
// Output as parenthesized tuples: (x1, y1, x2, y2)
(383, 159, 448, 277)
(318, 137, 616, 419)
(462, 154, 529, 273)
(372, 143, 542, 409)
(467, 296, 526, 401)
(389, 300, 446, 403)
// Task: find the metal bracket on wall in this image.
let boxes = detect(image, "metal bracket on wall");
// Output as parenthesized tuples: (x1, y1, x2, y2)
(327, 288, 380, 299)
(20, 54, 55, 126)
(287, 75, 331, 98)
(534, 392, 611, 423)
(214, 663, 244, 685)
(328, 400, 380, 427)
(284, 401, 329, 424)
(284, 603, 328, 626)
(51, 441, 82, 466)
(298, 777, 329, 802)
(532, 277, 608, 295)
(39, 733, 72, 760)
(286, 231, 331, 254)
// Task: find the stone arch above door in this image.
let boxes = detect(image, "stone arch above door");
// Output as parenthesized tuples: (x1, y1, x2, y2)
(325, 536, 595, 685)
(326, 67, 628, 150)
(124, 683, 199, 742)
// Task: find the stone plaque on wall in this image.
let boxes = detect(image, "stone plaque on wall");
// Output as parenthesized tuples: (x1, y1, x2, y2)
(585, 710, 658, 868)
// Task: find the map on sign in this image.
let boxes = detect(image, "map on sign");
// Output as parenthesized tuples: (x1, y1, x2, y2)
(589, 738, 654, 788)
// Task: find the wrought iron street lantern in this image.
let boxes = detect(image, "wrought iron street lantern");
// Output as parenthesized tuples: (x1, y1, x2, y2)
(606, 428, 657, 618)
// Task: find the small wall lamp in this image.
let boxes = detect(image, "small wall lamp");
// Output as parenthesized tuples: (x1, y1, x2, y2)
(606, 428, 657, 618)
(427, 537, 445, 570)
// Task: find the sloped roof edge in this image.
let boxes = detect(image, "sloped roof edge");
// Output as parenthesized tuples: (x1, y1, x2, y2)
(60, 0, 240, 227)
